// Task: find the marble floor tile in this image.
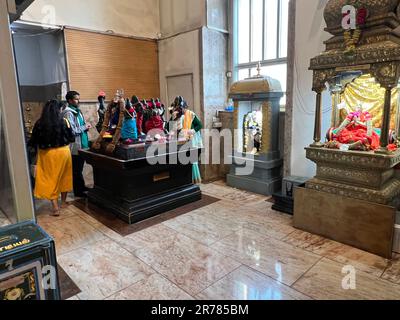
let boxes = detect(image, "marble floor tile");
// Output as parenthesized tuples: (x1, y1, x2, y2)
(195, 199, 240, 213)
(106, 273, 194, 300)
(119, 224, 179, 254)
(211, 229, 321, 286)
(133, 233, 241, 296)
(189, 202, 240, 219)
(193, 204, 295, 241)
(283, 229, 342, 255)
(66, 205, 101, 226)
(381, 254, 400, 284)
(293, 258, 400, 300)
(238, 216, 295, 241)
(262, 209, 294, 227)
(67, 295, 80, 301)
(31, 181, 400, 301)
(241, 198, 273, 212)
(39, 215, 106, 255)
(236, 205, 294, 227)
(200, 184, 265, 203)
(163, 211, 239, 246)
(58, 238, 155, 300)
(67, 205, 126, 243)
(323, 244, 389, 278)
(197, 266, 311, 301)
(36, 205, 78, 225)
(283, 230, 389, 277)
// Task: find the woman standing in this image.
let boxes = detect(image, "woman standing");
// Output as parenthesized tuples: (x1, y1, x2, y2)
(29, 100, 75, 216)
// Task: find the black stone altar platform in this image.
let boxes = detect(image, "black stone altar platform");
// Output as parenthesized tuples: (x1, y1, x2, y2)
(80, 144, 202, 224)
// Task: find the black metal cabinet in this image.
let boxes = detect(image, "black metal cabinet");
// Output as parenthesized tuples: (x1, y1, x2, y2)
(0, 221, 60, 300)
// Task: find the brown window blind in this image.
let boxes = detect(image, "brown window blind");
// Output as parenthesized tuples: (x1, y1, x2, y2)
(64, 28, 160, 101)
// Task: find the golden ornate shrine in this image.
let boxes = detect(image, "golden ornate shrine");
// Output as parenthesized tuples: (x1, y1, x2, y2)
(294, 0, 400, 259)
(306, 0, 400, 203)
(310, 0, 400, 153)
(227, 67, 284, 195)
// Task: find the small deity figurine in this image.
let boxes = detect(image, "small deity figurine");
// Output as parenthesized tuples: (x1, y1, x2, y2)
(141, 99, 150, 134)
(92, 91, 126, 154)
(103, 103, 120, 139)
(103, 90, 124, 139)
(120, 98, 138, 145)
(326, 104, 380, 151)
(167, 96, 203, 183)
(96, 91, 106, 133)
(155, 98, 165, 118)
(254, 128, 261, 153)
(145, 98, 165, 134)
(131, 96, 146, 137)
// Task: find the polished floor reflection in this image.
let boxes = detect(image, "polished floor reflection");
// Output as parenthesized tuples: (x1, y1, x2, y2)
(35, 181, 400, 300)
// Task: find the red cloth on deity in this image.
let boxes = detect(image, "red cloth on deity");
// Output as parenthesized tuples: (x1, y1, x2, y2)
(136, 112, 144, 135)
(145, 115, 164, 134)
(334, 111, 380, 150)
(336, 126, 380, 150)
(388, 144, 398, 152)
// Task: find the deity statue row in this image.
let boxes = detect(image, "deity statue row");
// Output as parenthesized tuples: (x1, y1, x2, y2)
(92, 91, 203, 183)
(96, 91, 167, 145)
(93, 91, 202, 149)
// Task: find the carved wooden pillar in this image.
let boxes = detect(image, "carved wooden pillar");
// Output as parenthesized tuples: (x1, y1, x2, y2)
(376, 86, 393, 154)
(311, 89, 324, 148)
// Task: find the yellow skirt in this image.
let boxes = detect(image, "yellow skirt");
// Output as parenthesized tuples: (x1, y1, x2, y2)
(34, 146, 73, 200)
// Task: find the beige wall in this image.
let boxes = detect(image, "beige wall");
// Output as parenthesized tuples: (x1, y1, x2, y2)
(21, 0, 160, 39)
(158, 0, 228, 181)
(290, 0, 332, 178)
(207, 0, 228, 31)
(158, 30, 202, 117)
(159, 0, 206, 37)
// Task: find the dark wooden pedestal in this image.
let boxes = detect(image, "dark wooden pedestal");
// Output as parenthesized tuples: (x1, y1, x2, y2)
(80, 148, 202, 224)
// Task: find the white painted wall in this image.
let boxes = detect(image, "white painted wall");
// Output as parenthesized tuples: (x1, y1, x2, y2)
(21, 0, 160, 39)
(159, 0, 206, 37)
(290, 0, 332, 178)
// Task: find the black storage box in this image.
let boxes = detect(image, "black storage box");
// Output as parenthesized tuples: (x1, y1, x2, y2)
(0, 221, 61, 300)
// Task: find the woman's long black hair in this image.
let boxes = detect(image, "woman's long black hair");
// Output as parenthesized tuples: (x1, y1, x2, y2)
(32, 100, 64, 145)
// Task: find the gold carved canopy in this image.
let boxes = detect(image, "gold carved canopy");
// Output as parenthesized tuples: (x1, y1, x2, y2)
(310, 0, 400, 91)
(229, 75, 282, 96)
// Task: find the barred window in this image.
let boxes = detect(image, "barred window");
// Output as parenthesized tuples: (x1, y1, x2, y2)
(233, 0, 289, 105)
